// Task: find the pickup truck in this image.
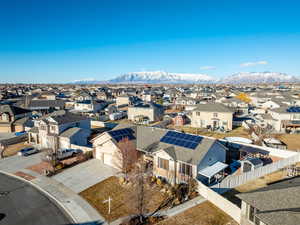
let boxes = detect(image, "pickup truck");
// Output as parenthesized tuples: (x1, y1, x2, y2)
(47, 148, 82, 160)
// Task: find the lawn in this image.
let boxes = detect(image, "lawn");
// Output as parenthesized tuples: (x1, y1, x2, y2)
(79, 176, 168, 222)
(275, 134, 300, 151)
(156, 201, 238, 225)
(171, 126, 250, 139)
(3, 142, 32, 157)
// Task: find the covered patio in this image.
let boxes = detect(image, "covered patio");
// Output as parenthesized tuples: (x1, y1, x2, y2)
(198, 161, 228, 184)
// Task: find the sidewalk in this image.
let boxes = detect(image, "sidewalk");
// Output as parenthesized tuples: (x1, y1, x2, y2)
(159, 195, 206, 217)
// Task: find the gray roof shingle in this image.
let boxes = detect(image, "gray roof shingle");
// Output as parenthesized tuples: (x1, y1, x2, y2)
(193, 103, 233, 113)
(237, 176, 300, 225)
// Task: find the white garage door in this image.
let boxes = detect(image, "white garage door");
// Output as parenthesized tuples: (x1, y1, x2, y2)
(103, 153, 114, 167)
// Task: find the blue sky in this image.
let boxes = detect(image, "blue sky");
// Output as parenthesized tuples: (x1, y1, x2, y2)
(1, 0, 300, 83)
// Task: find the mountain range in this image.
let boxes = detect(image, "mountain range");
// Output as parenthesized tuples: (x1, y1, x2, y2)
(71, 71, 299, 84)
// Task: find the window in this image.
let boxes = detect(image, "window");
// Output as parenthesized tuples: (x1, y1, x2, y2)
(196, 112, 201, 116)
(200, 120, 205, 127)
(248, 205, 260, 224)
(179, 163, 192, 176)
(213, 113, 218, 118)
(249, 205, 255, 222)
(222, 121, 228, 126)
(158, 157, 169, 170)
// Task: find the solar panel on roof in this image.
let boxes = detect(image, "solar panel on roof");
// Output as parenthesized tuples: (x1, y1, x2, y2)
(108, 128, 135, 142)
(160, 131, 203, 150)
(287, 106, 300, 113)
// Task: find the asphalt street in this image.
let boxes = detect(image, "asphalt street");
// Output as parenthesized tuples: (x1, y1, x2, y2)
(0, 173, 72, 225)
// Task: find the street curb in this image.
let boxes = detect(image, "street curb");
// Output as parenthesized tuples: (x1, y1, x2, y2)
(0, 170, 77, 223)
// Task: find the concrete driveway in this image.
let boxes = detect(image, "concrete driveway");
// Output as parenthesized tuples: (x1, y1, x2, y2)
(0, 152, 43, 174)
(53, 159, 118, 193)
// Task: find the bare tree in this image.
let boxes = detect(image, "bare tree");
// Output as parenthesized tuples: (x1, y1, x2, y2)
(123, 161, 173, 225)
(114, 137, 138, 179)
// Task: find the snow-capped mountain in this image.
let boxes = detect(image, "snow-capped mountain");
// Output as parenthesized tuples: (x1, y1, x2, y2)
(109, 71, 216, 84)
(220, 72, 299, 84)
(69, 71, 299, 84)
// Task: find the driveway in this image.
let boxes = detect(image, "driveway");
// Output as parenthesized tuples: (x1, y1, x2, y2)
(0, 133, 16, 141)
(0, 153, 43, 174)
(0, 173, 71, 225)
(53, 159, 118, 193)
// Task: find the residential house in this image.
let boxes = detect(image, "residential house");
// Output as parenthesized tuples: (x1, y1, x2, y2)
(116, 95, 140, 107)
(128, 102, 164, 122)
(25, 100, 66, 114)
(28, 110, 91, 150)
(269, 106, 300, 132)
(93, 125, 228, 184)
(0, 105, 31, 133)
(92, 126, 136, 169)
(191, 103, 234, 131)
(217, 97, 249, 115)
(237, 176, 300, 225)
(175, 97, 199, 106)
(73, 100, 108, 113)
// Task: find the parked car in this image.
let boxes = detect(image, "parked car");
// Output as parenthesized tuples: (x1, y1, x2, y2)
(47, 148, 81, 160)
(18, 147, 39, 156)
(15, 131, 26, 136)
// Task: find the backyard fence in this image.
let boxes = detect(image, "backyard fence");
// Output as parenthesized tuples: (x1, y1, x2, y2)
(70, 144, 93, 153)
(197, 181, 241, 223)
(0, 134, 28, 147)
(212, 153, 300, 191)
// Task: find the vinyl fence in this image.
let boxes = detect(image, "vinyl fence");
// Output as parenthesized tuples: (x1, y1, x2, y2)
(70, 144, 93, 153)
(197, 181, 241, 223)
(0, 134, 28, 147)
(212, 153, 300, 191)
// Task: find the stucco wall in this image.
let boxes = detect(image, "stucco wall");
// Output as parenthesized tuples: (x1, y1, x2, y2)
(191, 111, 233, 130)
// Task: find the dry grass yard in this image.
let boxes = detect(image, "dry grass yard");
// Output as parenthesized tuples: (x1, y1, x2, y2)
(156, 201, 238, 225)
(80, 176, 168, 222)
(171, 126, 250, 139)
(276, 134, 300, 151)
(3, 142, 32, 157)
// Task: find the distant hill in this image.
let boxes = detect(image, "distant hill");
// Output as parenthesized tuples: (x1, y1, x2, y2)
(220, 72, 299, 84)
(109, 71, 215, 84)
(70, 71, 299, 84)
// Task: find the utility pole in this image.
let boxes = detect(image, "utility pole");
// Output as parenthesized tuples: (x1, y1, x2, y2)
(103, 196, 112, 214)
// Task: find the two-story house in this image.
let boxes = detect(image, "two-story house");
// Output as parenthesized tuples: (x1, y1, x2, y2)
(28, 110, 91, 150)
(128, 102, 164, 123)
(269, 106, 300, 132)
(0, 104, 31, 133)
(191, 103, 233, 131)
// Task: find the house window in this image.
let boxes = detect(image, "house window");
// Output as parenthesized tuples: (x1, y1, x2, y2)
(222, 121, 228, 126)
(196, 112, 201, 116)
(179, 163, 192, 176)
(249, 205, 255, 222)
(213, 113, 218, 118)
(157, 157, 169, 170)
(50, 125, 56, 132)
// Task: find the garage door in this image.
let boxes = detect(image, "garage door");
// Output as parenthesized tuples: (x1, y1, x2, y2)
(103, 153, 114, 167)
